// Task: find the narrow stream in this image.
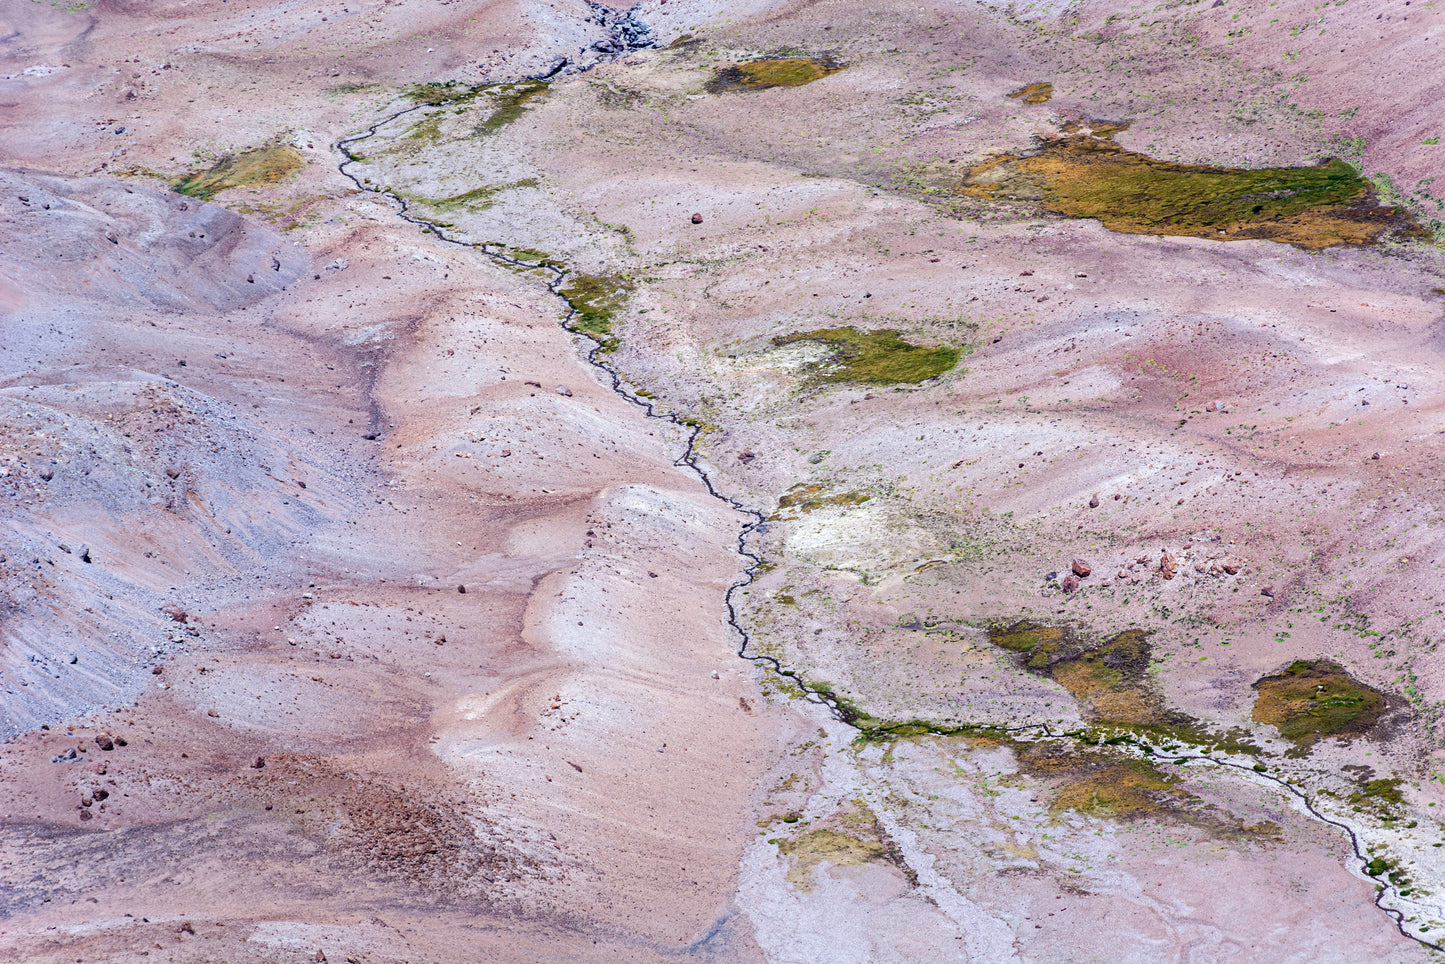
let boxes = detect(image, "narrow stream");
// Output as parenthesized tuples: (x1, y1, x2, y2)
(329, 20, 1441, 952)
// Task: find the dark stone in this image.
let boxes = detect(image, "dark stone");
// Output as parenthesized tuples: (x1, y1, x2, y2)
(94, 733, 114, 752)
(1061, 574, 1080, 593)
(691, 212, 703, 224)
(1071, 559, 1091, 578)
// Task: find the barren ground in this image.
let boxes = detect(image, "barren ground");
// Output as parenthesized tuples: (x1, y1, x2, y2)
(3, 0, 1445, 961)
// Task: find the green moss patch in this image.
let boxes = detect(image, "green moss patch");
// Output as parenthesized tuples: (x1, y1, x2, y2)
(773, 482, 872, 519)
(706, 56, 843, 93)
(772, 327, 959, 385)
(472, 80, 549, 136)
(1252, 659, 1386, 746)
(175, 146, 304, 201)
(987, 621, 1258, 755)
(558, 273, 634, 350)
(420, 178, 539, 212)
(1007, 82, 1053, 105)
(403, 81, 470, 105)
(777, 829, 888, 887)
(958, 129, 1425, 249)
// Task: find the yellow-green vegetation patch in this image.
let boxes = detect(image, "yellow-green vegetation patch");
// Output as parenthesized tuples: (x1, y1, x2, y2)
(987, 622, 1259, 755)
(558, 273, 634, 351)
(706, 56, 843, 93)
(420, 178, 539, 212)
(958, 129, 1425, 249)
(1017, 742, 1188, 819)
(1007, 82, 1053, 105)
(988, 620, 1069, 671)
(773, 482, 872, 519)
(472, 80, 549, 136)
(174, 146, 304, 201)
(403, 81, 471, 105)
(776, 828, 888, 887)
(1252, 659, 1386, 747)
(772, 327, 959, 385)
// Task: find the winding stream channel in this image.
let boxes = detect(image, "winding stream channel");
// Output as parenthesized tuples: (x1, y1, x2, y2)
(331, 18, 1443, 952)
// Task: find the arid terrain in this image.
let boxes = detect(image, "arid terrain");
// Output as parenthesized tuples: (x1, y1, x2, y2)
(3, 0, 1445, 961)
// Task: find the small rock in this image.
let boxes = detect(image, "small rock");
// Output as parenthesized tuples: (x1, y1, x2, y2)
(66, 653, 78, 665)
(39, 467, 53, 482)
(1222, 563, 1239, 575)
(1116, 569, 1128, 580)
(1061, 574, 1080, 593)
(207, 709, 219, 718)
(555, 385, 572, 397)
(152, 665, 164, 675)
(1372, 452, 1380, 460)
(94, 733, 114, 751)
(1261, 585, 1275, 598)
(251, 756, 266, 769)
(165, 467, 181, 479)
(162, 604, 188, 623)
(78, 545, 91, 564)
(737, 451, 756, 464)
(457, 584, 467, 594)
(179, 921, 195, 936)
(314, 949, 327, 962)
(79, 809, 93, 821)
(690, 212, 703, 224)
(1160, 552, 1177, 580)
(1071, 558, 1091, 578)
(1204, 401, 1217, 412)
(93, 788, 108, 801)
(1088, 494, 1100, 508)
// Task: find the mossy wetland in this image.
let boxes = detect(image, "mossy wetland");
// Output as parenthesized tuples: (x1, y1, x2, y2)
(175, 145, 303, 201)
(958, 128, 1426, 249)
(987, 621, 1259, 755)
(1252, 659, 1386, 747)
(1006, 82, 1053, 105)
(706, 56, 844, 93)
(558, 273, 634, 351)
(772, 327, 960, 385)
